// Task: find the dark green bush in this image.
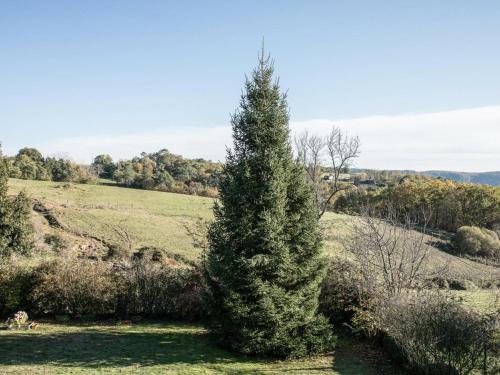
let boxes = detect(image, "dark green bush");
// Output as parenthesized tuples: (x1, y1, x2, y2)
(0, 158, 34, 259)
(319, 258, 366, 325)
(44, 234, 69, 252)
(0, 262, 39, 316)
(453, 226, 500, 259)
(447, 279, 477, 291)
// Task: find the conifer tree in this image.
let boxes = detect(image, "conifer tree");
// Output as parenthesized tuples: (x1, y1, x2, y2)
(0, 153, 33, 259)
(203, 50, 334, 358)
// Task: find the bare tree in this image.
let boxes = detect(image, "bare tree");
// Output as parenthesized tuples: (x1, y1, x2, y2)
(295, 126, 360, 218)
(294, 131, 325, 209)
(345, 207, 443, 297)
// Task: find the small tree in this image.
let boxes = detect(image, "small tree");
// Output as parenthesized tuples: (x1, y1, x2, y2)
(295, 127, 360, 217)
(0, 156, 33, 259)
(203, 50, 334, 358)
(92, 154, 115, 179)
(16, 147, 44, 163)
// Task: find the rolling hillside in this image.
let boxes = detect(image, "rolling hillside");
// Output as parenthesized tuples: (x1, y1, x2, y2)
(8, 179, 499, 289)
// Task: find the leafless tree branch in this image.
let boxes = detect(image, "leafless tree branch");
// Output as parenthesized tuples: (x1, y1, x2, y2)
(295, 126, 360, 217)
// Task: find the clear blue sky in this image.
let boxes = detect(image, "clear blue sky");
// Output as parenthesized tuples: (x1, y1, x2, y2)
(1, 1, 499, 170)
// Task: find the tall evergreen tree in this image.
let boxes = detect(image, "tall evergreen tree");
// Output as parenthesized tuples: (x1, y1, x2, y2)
(0, 153, 33, 259)
(203, 51, 334, 358)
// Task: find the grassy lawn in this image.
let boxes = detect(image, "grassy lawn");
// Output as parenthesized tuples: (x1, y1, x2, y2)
(0, 323, 403, 375)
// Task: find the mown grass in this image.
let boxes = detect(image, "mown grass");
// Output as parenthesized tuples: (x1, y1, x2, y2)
(0, 323, 402, 374)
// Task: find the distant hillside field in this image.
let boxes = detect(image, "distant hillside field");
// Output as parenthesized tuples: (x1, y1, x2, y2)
(9, 178, 499, 287)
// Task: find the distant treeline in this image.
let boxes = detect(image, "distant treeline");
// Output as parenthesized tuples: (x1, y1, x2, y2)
(4, 147, 96, 184)
(3, 147, 221, 198)
(94, 149, 221, 197)
(334, 175, 500, 232)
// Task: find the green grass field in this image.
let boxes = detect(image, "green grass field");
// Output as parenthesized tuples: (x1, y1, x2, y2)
(8, 178, 353, 261)
(0, 323, 403, 375)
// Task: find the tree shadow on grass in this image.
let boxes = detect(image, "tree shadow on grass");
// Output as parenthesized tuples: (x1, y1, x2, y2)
(0, 324, 405, 374)
(332, 336, 406, 375)
(0, 324, 239, 370)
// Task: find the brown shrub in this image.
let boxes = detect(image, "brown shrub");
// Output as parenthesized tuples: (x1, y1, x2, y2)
(120, 260, 205, 321)
(31, 258, 119, 316)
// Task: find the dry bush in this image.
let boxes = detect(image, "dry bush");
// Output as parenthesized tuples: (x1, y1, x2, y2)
(1, 256, 207, 321)
(375, 291, 499, 375)
(31, 258, 119, 316)
(120, 260, 205, 321)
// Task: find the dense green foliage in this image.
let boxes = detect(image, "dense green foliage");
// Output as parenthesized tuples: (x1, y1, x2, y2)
(91, 154, 115, 179)
(0, 158, 33, 259)
(108, 149, 221, 197)
(5, 146, 221, 197)
(334, 176, 500, 232)
(203, 54, 334, 358)
(453, 226, 500, 259)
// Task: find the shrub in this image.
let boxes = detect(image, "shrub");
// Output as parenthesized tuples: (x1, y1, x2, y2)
(319, 258, 366, 325)
(44, 233, 69, 252)
(0, 160, 33, 259)
(376, 292, 499, 375)
(0, 256, 208, 322)
(448, 279, 478, 291)
(120, 261, 205, 321)
(31, 259, 120, 316)
(0, 262, 38, 317)
(131, 247, 164, 262)
(453, 226, 500, 259)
